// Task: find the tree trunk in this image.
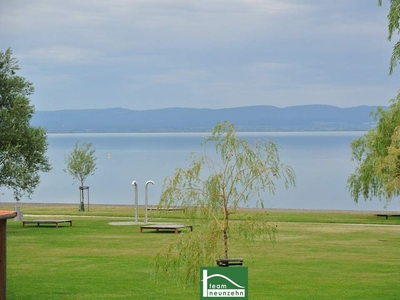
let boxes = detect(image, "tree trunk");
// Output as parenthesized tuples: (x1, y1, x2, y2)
(223, 191, 229, 259)
(79, 184, 85, 211)
(223, 227, 228, 259)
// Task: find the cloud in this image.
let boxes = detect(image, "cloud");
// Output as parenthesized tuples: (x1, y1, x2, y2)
(18, 46, 104, 64)
(0, 0, 314, 46)
(1, 0, 399, 111)
(133, 68, 210, 85)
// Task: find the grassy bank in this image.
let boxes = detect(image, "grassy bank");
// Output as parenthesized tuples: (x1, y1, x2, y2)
(2, 204, 400, 299)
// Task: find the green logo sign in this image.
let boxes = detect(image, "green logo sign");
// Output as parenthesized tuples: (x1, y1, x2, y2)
(200, 267, 248, 299)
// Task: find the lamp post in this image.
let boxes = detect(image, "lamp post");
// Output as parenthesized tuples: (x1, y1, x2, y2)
(131, 181, 138, 224)
(145, 180, 154, 223)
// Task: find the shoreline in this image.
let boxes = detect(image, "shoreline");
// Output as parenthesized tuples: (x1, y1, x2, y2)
(1, 202, 398, 214)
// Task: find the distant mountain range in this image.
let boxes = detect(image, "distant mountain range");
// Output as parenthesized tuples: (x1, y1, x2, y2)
(31, 105, 381, 133)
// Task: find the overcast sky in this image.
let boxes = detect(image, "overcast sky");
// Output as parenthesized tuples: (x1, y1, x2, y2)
(1, 0, 399, 111)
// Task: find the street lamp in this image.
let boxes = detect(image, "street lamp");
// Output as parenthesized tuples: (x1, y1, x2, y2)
(131, 181, 138, 224)
(145, 180, 155, 223)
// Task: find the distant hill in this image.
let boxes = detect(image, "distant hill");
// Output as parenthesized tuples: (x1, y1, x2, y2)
(31, 105, 381, 133)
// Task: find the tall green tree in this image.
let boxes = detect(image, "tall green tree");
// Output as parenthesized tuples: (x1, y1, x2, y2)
(348, 1, 400, 204)
(0, 48, 51, 201)
(156, 121, 295, 286)
(64, 141, 97, 211)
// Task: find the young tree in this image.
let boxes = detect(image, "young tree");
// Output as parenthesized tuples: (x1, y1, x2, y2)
(0, 48, 51, 201)
(64, 141, 97, 211)
(156, 121, 295, 286)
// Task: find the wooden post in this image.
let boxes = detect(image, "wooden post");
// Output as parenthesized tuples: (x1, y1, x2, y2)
(0, 219, 6, 300)
(87, 187, 90, 212)
(79, 186, 89, 212)
(0, 211, 17, 300)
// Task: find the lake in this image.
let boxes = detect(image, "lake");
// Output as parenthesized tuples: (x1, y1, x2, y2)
(2, 131, 399, 211)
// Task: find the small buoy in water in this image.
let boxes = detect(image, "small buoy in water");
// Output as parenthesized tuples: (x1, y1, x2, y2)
(108, 153, 111, 159)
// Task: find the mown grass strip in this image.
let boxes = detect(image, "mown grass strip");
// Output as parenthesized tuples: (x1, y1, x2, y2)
(2, 204, 400, 299)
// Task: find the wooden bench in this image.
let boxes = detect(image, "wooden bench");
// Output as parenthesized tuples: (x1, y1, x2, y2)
(140, 224, 193, 234)
(22, 220, 73, 228)
(146, 207, 184, 211)
(216, 258, 244, 267)
(374, 214, 400, 220)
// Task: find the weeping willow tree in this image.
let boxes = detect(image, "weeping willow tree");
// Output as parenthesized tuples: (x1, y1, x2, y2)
(348, 93, 400, 204)
(155, 121, 295, 287)
(347, 1, 400, 204)
(378, 0, 400, 75)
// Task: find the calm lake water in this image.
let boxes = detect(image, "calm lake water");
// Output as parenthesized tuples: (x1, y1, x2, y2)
(2, 132, 399, 211)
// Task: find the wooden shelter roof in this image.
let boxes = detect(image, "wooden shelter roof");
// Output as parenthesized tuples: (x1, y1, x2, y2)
(0, 210, 17, 220)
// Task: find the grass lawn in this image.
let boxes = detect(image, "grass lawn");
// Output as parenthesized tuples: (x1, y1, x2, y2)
(2, 204, 400, 299)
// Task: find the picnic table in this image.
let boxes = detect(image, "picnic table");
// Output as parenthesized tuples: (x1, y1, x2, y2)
(374, 214, 400, 220)
(22, 220, 73, 228)
(140, 224, 193, 234)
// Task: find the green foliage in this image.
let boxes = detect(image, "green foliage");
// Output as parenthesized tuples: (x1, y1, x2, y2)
(378, 0, 400, 74)
(155, 230, 222, 289)
(348, 92, 400, 203)
(348, 2, 400, 204)
(64, 141, 97, 187)
(0, 48, 51, 201)
(64, 141, 97, 211)
(156, 121, 295, 286)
